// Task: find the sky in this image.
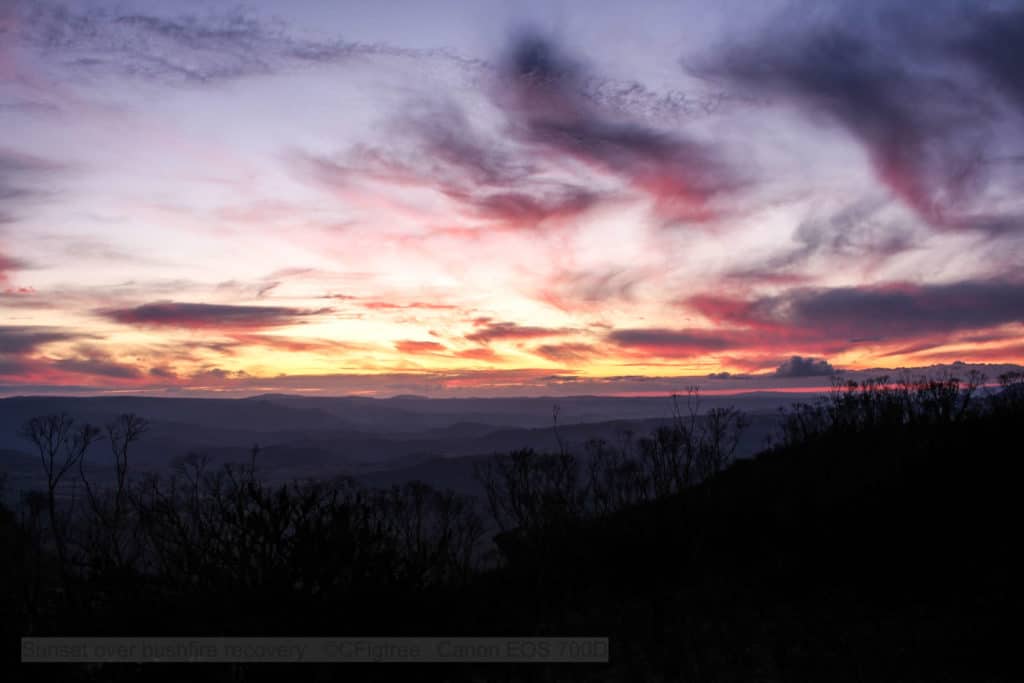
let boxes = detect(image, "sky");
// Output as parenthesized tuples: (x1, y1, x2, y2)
(1, 0, 1023, 397)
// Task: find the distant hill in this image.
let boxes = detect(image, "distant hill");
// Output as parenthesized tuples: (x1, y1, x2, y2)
(0, 393, 786, 494)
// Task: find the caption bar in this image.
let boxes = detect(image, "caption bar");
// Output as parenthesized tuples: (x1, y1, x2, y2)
(22, 637, 609, 663)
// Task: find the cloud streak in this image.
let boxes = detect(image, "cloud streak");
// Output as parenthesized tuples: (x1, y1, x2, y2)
(15, 2, 486, 85)
(607, 328, 735, 357)
(465, 320, 573, 344)
(689, 279, 1024, 346)
(100, 301, 332, 330)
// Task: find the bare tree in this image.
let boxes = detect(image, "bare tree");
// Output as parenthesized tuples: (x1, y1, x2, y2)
(19, 414, 101, 586)
(107, 413, 148, 523)
(78, 413, 149, 573)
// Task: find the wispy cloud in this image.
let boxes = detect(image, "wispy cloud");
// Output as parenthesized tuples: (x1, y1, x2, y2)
(727, 198, 919, 282)
(495, 31, 739, 224)
(15, 2, 486, 85)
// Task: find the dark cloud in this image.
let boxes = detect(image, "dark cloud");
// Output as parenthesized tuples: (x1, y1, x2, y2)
(295, 31, 735, 230)
(320, 101, 530, 195)
(465, 321, 572, 344)
(607, 328, 734, 356)
(0, 326, 75, 354)
(459, 186, 601, 226)
(52, 356, 142, 379)
(690, 279, 1024, 344)
(296, 110, 604, 231)
(760, 281, 1024, 341)
(399, 101, 533, 189)
(0, 326, 85, 380)
(100, 301, 331, 329)
(775, 356, 836, 377)
(956, 6, 1024, 112)
(531, 343, 596, 363)
(707, 371, 754, 379)
(699, 4, 1018, 232)
(498, 32, 737, 223)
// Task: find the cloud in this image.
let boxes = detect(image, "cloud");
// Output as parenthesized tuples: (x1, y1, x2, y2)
(0, 148, 64, 224)
(727, 198, 919, 282)
(707, 371, 754, 379)
(0, 150, 64, 285)
(291, 28, 742, 233)
(458, 186, 602, 226)
(774, 356, 836, 377)
(100, 301, 331, 330)
(299, 30, 739, 231)
(538, 266, 650, 312)
(0, 252, 29, 284)
(395, 340, 447, 355)
(15, 3, 486, 85)
(360, 301, 458, 311)
(52, 355, 142, 379)
(689, 278, 1024, 345)
(0, 325, 76, 354)
(295, 119, 604, 232)
(388, 101, 533, 190)
(464, 321, 573, 344)
(956, 6, 1024, 113)
(0, 325, 95, 381)
(496, 31, 737, 223)
(607, 328, 734, 357)
(531, 343, 597, 363)
(699, 3, 1017, 232)
(452, 347, 505, 363)
(226, 334, 362, 354)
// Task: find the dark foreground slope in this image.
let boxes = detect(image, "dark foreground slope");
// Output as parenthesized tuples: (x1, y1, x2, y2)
(2, 388, 1022, 682)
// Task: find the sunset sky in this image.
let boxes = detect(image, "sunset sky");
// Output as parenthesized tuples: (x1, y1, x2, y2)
(2, 0, 1023, 397)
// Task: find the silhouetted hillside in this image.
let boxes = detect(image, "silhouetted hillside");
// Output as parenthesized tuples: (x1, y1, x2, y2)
(2, 375, 1022, 681)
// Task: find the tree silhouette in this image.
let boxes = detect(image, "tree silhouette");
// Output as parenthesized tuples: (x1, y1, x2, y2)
(19, 413, 100, 590)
